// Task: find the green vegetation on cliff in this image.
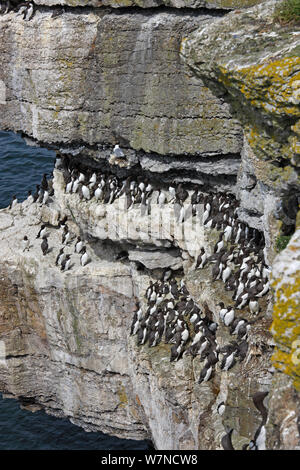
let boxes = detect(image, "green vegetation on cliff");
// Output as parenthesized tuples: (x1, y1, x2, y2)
(274, 0, 300, 25)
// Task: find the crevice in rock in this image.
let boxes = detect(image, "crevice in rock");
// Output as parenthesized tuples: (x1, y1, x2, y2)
(18, 3, 231, 18)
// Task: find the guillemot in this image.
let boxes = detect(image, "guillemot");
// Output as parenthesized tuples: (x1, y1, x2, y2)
(198, 363, 213, 384)
(220, 350, 237, 371)
(61, 254, 71, 272)
(221, 428, 235, 450)
(195, 248, 207, 269)
(75, 236, 83, 254)
(41, 235, 48, 256)
(80, 248, 89, 267)
(22, 236, 30, 252)
(55, 247, 65, 266)
(62, 226, 70, 245)
(217, 401, 225, 416)
(36, 224, 46, 239)
(8, 194, 17, 210)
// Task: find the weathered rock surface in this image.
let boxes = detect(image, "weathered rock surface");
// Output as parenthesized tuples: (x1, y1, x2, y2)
(181, 0, 300, 164)
(181, 0, 300, 263)
(271, 228, 300, 392)
(0, 204, 149, 440)
(0, 8, 242, 157)
(0, 0, 299, 451)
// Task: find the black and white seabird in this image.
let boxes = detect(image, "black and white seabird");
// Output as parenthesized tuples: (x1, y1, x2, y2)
(130, 313, 140, 336)
(41, 173, 48, 192)
(168, 185, 176, 203)
(55, 247, 65, 266)
(170, 279, 180, 300)
(75, 236, 83, 254)
(195, 248, 207, 269)
(223, 224, 233, 242)
(223, 307, 235, 327)
(220, 350, 237, 371)
(26, 190, 34, 204)
(175, 183, 189, 204)
(36, 224, 46, 239)
(94, 184, 104, 201)
(9, 194, 17, 210)
(251, 391, 269, 450)
(206, 350, 219, 367)
(181, 325, 189, 344)
(212, 260, 223, 282)
(15, 3, 27, 18)
(41, 190, 49, 206)
(252, 391, 268, 424)
(80, 246, 90, 267)
(221, 428, 235, 450)
(61, 254, 71, 272)
(22, 236, 30, 252)
(218, 302, 228, 322)
(81, 184, 91, 201)
(256, 281, 270, 298)
(58, 215, 68, 229)
(65, 179, 73, 194)
(24, 1, 35, 21)
(157, 190, 166, 208)
(170, 342, 183, 362)
(41, 235, 48, 256)
(249, 294, 260, 315)
(235, 292, 249, 310)
(213, 233, 224, 254)
(62, 226, 70, 245)
(230, 318, 246, 336)
(217, 401, 225, 416)
(222, 263, 231, 283)
(198, 364, 213, 384)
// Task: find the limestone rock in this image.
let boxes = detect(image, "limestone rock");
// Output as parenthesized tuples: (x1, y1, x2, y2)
(181, 0, 300, 261)
(270, 228, 300, 391)
(0, 0, 299, 450)
(0, 9, 242, 157)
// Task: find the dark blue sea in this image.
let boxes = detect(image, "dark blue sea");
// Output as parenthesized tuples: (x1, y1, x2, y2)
(0, 130, 150, 451)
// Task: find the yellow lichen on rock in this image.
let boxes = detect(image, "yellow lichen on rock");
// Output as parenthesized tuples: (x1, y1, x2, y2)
(217, 57, 300, 165)
(230, 57, 300, 117)
(270, 228, 300, 391)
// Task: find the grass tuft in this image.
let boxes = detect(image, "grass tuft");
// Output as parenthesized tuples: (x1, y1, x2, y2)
(275, 235, 292, 253)
(273, 0, 300, 25)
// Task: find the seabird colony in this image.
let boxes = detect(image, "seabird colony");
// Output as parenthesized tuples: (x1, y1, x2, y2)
(6, 138, 272, 447)
(8, 147, 270, 340)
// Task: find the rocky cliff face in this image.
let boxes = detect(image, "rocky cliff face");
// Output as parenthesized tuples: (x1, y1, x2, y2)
(182, 0, 300, 261)
(0, 0, 299, 450)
